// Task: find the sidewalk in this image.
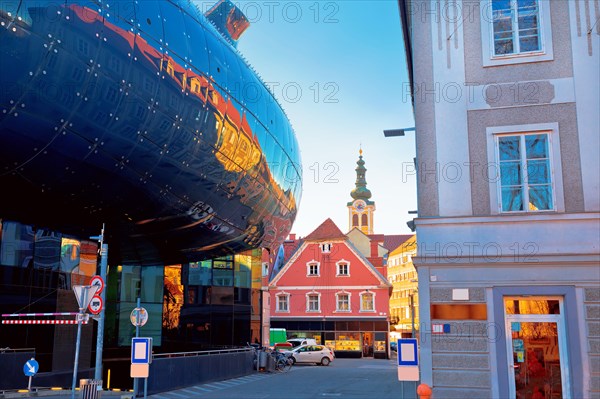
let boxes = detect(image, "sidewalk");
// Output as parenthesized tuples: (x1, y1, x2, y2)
(0, 388, 131, 399)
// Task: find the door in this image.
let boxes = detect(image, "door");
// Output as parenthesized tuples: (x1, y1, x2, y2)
(504, 297, 570, 399)
(362, 332, 373, 357)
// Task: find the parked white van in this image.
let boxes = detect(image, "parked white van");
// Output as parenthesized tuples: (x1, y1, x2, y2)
(287, 338, 318, 348)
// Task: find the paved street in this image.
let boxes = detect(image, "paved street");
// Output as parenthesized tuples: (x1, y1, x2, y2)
(148, 357, 418, 399)
(3, 357, 418, 399)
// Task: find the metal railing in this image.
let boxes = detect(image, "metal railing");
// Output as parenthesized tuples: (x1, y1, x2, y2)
(153, 347, 254, 359)
(0, 347, 35, 353)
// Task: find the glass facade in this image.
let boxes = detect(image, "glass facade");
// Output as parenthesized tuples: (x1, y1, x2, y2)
(0, 219, 264, 374)
(0, 0, 301, 266)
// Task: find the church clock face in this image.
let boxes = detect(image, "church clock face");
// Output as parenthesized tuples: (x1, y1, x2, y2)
(354, 200, 366, 212)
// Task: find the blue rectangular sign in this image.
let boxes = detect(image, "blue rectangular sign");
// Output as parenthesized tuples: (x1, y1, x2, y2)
(131, 338, 151, 364)
(397, 338, 419, 366)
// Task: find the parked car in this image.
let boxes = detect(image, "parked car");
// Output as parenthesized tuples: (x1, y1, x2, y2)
(287, 338, 317, 348)
(274, 342, 293, 351)
(289, 344, 334, 366)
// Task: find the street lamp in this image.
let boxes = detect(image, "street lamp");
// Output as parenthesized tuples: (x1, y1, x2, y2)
(383, 127, 415, 137)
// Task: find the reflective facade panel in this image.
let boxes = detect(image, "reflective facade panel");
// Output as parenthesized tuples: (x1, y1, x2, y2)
(0, 0, 302, 265)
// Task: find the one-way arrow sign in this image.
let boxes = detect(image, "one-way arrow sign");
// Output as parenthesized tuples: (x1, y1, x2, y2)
(23, 358, 39, 377)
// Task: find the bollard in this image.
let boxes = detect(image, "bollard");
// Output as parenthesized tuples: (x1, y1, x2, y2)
(416, 383, 432, 399)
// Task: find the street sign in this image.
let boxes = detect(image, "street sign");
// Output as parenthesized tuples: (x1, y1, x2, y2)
(131, 337, 152, 364)
(89, 275, 105, 296)
(397, 338, 419, 382)
(130, 307, 148, 327)
(23, 359, 39, 377)
(88, 295, 103, 315)
(130, 363, 149, 378)
(397, 339, 418, 366)
(73, 285, 99, 310)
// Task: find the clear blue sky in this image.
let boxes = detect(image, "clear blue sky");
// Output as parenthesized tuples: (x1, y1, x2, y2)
(212, 0, 416, 237)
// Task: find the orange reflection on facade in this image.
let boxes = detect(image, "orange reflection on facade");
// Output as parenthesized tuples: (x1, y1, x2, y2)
(70, 240, 97, 286)
(214, 101, 262, 173)
(67, 3, 298, 251)
(163, 265, 184, 330)
(505, 299, 560, 315)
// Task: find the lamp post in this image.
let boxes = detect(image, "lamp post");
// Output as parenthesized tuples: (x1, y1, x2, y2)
(409, 279, 418, 338)
(409, 292, 415, 338)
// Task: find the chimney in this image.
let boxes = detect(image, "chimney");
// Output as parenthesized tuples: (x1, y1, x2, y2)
(370, 240, 379, 257)
(288, 233, 296, 241)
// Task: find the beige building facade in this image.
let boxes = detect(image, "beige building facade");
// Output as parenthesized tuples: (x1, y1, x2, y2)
(387, 235, 419, 337)
(399, 0, 600, 398)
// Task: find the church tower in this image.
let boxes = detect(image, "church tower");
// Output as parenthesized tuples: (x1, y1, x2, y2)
(347, 149, 375, 234)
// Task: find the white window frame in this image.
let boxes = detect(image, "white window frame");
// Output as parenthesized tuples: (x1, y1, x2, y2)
(276, 292, 290, 313)
(480, 0, 553, 66)
(321, 243, 332, 253)
(335, 291, 352, 312)
(306, 292, 321, 313)
(359, 291, 376, 312)
(486, 123, 564, 214)
(306, 260, 320, 277)
(336, 260, 350, 276)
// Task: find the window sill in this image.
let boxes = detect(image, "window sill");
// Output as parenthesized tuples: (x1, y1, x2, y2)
(334, 310, 351, 313)
(336, 274, 350, 277)
(484, 51, 553, 67)
(499, 209, 557, 215)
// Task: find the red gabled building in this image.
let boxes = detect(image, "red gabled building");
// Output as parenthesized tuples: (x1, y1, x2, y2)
(268, 218, 392, 358)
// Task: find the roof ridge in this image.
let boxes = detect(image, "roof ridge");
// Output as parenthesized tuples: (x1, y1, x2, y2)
(303, 218, 347, 241)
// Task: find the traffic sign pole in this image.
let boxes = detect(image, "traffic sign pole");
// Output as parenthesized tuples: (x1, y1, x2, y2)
(71, 290, 88, 399)
(91, 225, 107, 385)
(133, 297, 141, 398)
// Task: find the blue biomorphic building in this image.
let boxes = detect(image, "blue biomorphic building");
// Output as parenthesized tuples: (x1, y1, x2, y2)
(0, 0, 301, 387)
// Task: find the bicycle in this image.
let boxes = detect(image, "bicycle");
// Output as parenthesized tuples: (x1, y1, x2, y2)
(271, 350, 293, 372)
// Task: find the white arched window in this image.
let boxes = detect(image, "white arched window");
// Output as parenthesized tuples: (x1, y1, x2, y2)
(306, 260, 320, 277)
(360, 291, 375, 312)
(336, 259, 350, 276)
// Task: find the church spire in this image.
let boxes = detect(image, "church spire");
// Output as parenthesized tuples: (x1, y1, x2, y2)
(348, 148, 375, 234)
(350, 148, 372, 201)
